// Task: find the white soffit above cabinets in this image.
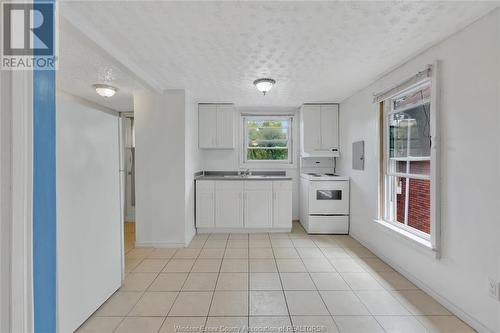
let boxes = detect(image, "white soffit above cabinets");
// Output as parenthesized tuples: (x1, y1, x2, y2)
(59, 1, 499, 109)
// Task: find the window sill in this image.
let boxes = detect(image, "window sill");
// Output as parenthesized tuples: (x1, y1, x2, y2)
(373, 219, 438, 257)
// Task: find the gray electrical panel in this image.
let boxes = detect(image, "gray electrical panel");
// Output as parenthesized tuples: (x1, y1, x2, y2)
(353, 141, 364, 170)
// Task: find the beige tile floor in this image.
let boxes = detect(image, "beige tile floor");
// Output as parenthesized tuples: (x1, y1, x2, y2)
(77, 222, 475, 333)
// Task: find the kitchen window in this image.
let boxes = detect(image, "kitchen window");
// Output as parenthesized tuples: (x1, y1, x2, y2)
(243, 116, 292, 163)
(376, 65, 440, 251)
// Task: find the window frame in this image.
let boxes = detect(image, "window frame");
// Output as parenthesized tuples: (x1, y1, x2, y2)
(242, 115, 293, 165)
(384, 81, 432, 239)
(377, 64, 440, 254)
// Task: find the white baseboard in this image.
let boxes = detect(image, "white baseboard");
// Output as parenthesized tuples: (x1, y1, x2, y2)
(135, 241, 185, 248)
(196, 227, 291, 234)
(349, 231, 494, 333)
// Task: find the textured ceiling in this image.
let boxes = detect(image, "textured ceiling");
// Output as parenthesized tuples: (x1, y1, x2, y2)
(58, 19, 145, 111)
(59, 1, 499, 110)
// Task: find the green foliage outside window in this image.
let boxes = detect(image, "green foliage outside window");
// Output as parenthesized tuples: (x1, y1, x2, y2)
(247, 148, 288, 160)
(246, 119, 290, 161)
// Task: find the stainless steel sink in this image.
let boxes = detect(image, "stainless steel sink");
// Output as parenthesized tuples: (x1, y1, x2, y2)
(222, 174, 269, 179)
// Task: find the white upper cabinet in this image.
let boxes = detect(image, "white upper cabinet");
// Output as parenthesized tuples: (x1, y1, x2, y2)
(199, 104, 217, 148)
(199, 103, 235, 149)
(301, 105, 321, 154)
(216, 104, 235, 148)
(300, 104, 339, 157)
(319, 104, 339, 151)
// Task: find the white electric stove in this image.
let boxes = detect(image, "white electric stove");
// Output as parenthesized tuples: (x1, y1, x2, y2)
(299, 172, 350, 234)
(300, 172, 350, 181)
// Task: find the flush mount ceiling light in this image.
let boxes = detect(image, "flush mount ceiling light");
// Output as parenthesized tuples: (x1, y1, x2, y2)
(253, 78, 276, 95)
(93, 84, 118, 98)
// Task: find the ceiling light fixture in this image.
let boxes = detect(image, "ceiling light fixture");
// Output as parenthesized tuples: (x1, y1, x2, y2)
(253, 78, 276, 95)
(93, 84, 118, 98)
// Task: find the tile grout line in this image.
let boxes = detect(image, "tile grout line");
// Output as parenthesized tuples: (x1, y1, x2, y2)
(271, 233, 294, 330)
(91, 224, 461, 333)
(153, 249, 184, 333)
(106, 252, 152, 333)
(314, 237, 394, 332)
(295, 235, 343, 332)
(319, 238, 385, 331)
(97, 249, 150, 332)
(204, 232, 229, 328)
(112, 247, 179, 332)
(321, 240, 417, 331)
(157, 237, 206, 332)
(339, 249, 422, 321)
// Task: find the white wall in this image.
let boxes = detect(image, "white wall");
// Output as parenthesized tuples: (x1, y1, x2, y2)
(338, 9, 500, 333)
(200, 107, 302, 219)
(134, 90, 201, 246)
(56, 93, 122, 333)
(185, 93, 201, 245)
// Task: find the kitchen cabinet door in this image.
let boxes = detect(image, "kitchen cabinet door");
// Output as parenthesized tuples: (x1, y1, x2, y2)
(320, 104, 339, 151)
(216, 104, 235, 148)
(199, 104, 217, 148)
(196, 181, 215, 228)
(215, 181, 244, 228)
(244, 181, 273, 228)
(273, 181, 292, 229)
(301, 105, 321, 155)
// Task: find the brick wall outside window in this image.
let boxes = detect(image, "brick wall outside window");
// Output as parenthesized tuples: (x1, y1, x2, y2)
(396, 161, 431, 234)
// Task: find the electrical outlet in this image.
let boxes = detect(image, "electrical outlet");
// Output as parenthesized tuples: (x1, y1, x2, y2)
(488, 277, 500, 301)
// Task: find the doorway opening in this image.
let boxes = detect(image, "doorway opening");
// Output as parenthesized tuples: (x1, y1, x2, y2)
(122, 113, 136, 252)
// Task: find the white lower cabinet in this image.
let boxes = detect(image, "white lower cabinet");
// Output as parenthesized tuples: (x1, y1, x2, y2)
(214, 181, 244, 228)
(196, 180, 292, 231)
(244, 181, 273, 228)
(273, 181, 293, 228)
(195, 181, 215, 228)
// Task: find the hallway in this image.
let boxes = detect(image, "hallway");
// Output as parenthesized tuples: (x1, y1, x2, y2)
(77, 223, 474, 333)
(124, 222, 135, 253)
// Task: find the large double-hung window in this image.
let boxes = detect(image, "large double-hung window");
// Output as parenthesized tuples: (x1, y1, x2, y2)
(377, 65, 439, 251)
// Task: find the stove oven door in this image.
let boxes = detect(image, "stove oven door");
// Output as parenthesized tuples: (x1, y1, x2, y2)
(308, 180, 349, 215)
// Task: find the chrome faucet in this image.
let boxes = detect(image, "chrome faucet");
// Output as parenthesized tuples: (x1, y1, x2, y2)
(237, 169, 251, 177)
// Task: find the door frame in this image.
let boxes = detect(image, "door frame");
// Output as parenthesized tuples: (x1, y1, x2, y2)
(121, 113, 135, 222)
(0, 60, 12, 333)
(1, 70, 35, 332)
(118, 113, 126, 280)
